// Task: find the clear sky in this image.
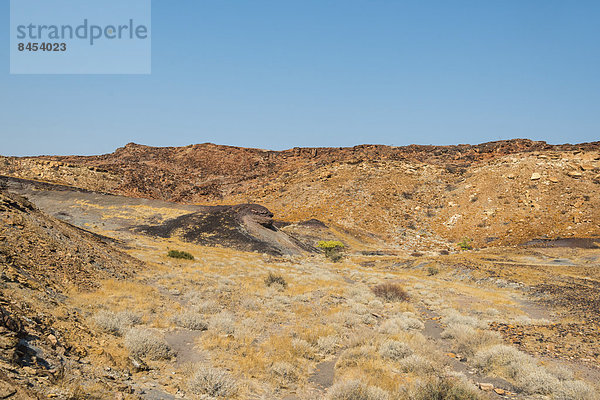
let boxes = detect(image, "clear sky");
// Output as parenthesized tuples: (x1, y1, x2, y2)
(1, 1, 599, 156)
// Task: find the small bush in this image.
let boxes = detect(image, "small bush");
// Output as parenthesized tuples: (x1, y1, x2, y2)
(209, 311, 236, 335)
(264, 272, 288, 289)
(124, 327, 172, 360)
(554, 380, 598, 400)
(371, 283, 409, 302)
(515, 369, 559, 395)
(187, 366, 237, 398)
(327, 380, 389, 400)
(241, 298, 260, 311)
(194, 299, 221, 314)
(318, 240, 345, 262)
(399, 355, 435, 374)
(440, 309, 484, 329)
(427, 266, 440, 276)
(378, 314, 424, 333)
(317, 335, 339, 354)
(457, 238, 473, 251)
(167, 250, 194, 260)
(173, 310, 208, 331)
(379, 340, 412, 360)
(337, 346, 378, 369)
(474, 344, 535, 382)
(93, 310, 141, 336)
(271, 361, 298, 383)
(292, 338, 315, 359)
(409, 376, 481, 400)
(441, 324, 501, 357)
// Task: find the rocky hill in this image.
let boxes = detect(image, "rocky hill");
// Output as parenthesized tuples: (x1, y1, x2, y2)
(1, 139, 599, 251)
(0, 191, 143, 398)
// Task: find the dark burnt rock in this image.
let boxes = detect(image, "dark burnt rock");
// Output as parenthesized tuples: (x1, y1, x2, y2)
(135, 204, 304, 255)
(231, 204, 274, 227)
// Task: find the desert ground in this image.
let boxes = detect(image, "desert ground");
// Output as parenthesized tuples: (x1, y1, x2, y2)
(1, 140, 599, 399)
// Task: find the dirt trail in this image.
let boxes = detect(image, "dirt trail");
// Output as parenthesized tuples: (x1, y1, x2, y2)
(308, 358, 337, 390)
(164, 329, 205, 366)
(419, 307, 514, 398)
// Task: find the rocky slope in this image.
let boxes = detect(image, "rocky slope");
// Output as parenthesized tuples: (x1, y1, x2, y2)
(1, 139, 599, 251)
(0, 191, 143, 398)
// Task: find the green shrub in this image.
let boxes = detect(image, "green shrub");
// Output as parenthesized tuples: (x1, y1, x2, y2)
(427, 266, 440, 276)
(457, 238, 473, 251)
(317, 240, 345, 262)
(167, 250, 194, 260)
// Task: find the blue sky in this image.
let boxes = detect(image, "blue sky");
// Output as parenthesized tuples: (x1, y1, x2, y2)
(1, 1, 599, 156)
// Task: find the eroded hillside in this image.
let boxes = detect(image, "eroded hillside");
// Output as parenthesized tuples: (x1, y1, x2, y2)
(1, 139, 599, 250)
(0, 191, 144, 398)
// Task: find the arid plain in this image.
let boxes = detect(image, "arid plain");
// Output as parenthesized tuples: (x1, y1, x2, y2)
(1, 139, 599, 399)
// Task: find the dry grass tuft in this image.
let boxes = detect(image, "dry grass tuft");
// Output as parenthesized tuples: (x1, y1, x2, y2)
(93, 310, 141, 336)
(173, 310, 208, 331)
(209, 311, 236, 335)
(317, 335, 339, 354)
(124, 327, 172, 360)
(515, 369, 559, 395)
(378, 340, 412, 361)
(554, 380, 598, 400)
(406, 375, 481, 400)
(398, 354, 435, 374)
(271, 361, 298, 384)
(187, 365, 237, 398)
(473, 344, 532, 380)
(327, 380, 389, 400)
(378, 313, 424, 333)
(441, 324, 501, 356)
(371, 283, 409, 302)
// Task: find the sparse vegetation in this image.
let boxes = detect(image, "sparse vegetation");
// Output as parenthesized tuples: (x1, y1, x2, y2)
(124, 327, 173, 360)
(5, 143, 600, 398)
(167, 249, 195, 260)
(318, 240, 345, 262)
(371, 282, 409, 302)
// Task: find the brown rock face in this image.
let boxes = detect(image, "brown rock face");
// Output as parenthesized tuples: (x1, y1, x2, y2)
(1, 139, 599, 249)
(0, 306, 21, 334)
